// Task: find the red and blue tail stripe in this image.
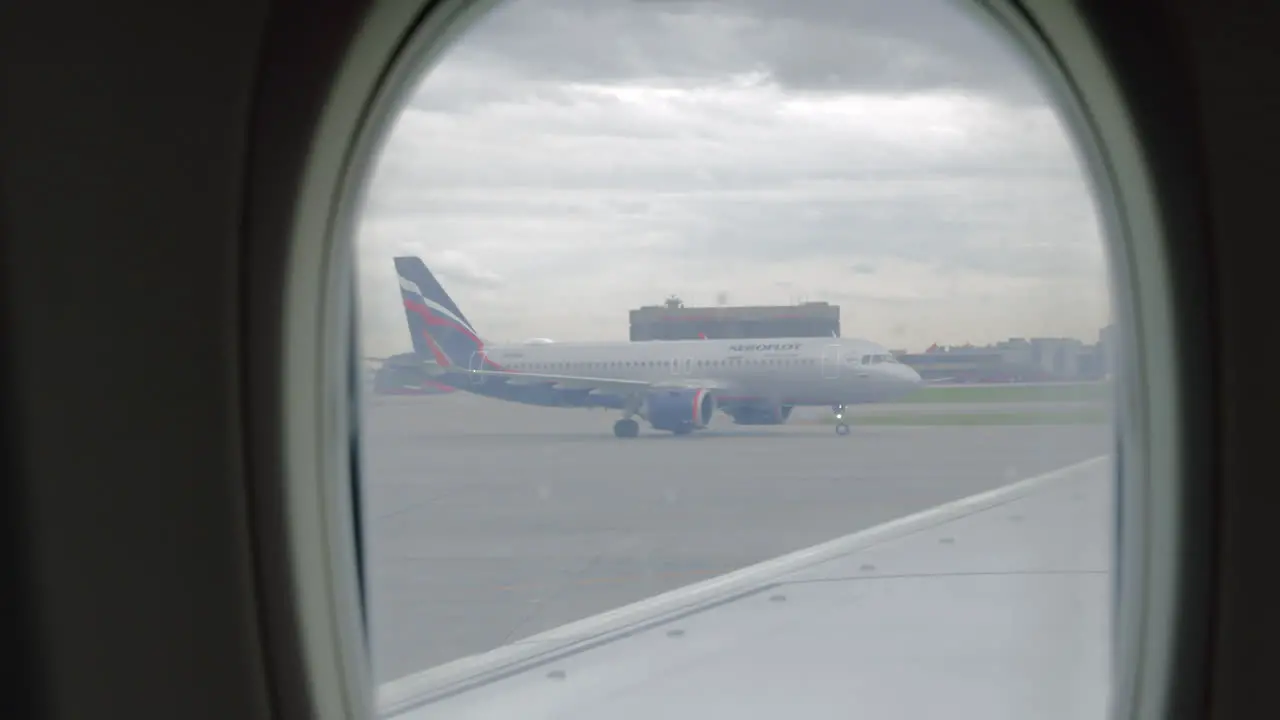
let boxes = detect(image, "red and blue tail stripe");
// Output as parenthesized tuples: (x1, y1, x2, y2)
(394, 256, 506, 373)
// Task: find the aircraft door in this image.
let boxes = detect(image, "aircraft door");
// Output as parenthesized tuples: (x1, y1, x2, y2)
(467, 350, 488, 386)
(670, 356, 693, 376)
(821, 344, 841, 380)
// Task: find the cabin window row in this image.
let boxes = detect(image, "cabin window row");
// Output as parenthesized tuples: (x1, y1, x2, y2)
(497, 354, 901, 371)
(496, 355, 894, 371)
(501, 357, 823, 371)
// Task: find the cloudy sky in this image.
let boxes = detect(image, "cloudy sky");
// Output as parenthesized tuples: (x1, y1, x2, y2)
(355, 0, 1112, 356)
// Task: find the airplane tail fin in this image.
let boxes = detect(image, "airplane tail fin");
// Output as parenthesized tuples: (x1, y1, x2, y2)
(394, 256, 483, 368)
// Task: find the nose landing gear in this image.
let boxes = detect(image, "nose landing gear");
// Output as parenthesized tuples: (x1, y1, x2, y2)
(833, 405, 850, 436)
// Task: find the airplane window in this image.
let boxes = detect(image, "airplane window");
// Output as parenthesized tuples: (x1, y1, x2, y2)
(354, 1, 1119, 717)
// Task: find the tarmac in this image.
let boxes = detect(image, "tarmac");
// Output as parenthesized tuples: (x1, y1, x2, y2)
(362, 391, 1114, 683)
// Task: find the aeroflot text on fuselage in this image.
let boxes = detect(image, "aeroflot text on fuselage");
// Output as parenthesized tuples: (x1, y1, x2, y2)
(728, 343, 802, 352)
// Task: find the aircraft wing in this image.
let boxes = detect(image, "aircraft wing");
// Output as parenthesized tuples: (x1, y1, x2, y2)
(444, 366, 734, 395)
(377, 455, 1112, 720)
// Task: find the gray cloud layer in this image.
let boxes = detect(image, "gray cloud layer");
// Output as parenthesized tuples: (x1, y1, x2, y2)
(358, 0, 1109, 353)
(422, 0, 1045, 106)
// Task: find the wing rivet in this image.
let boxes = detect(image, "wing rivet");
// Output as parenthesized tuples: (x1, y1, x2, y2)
(666, 629, 685, 638)
(769, 594, 787, 602)
(546, 670, 567, 680)
(859, 563, 876, 572)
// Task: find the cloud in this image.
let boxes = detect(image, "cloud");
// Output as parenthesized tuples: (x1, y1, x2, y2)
(427, 249, 506, 289)
(426, 0, 1046, 104)
(355, 0, 1111, 355)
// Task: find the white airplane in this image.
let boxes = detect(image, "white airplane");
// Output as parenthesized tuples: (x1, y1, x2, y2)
(395, 256, 924, 436)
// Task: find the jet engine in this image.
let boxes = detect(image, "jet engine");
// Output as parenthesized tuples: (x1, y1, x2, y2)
(643, 388, 716, 433)
(727, 403, 794, 425)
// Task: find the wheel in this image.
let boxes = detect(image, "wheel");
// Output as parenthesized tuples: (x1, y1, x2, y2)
(613, 419, 640, 438)
(835, 422, 850, 436)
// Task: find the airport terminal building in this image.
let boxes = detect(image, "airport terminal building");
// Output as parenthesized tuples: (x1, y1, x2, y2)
(629, 298, 840, 341)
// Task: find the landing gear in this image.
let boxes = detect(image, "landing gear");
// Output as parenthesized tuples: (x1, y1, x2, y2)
(614, 396, 645, 438)
(613, 418, 640, 438)
(833, 405, 850, 436)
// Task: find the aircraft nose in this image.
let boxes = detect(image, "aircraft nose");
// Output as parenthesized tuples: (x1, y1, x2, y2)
(901, 364, 923, 388)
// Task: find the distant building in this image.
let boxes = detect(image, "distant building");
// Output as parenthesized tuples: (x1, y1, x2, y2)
(1028, 337, 1086, 378)
(1097, 323, 1118, 378)
(897, 329, 1114, 383)
(629, 300, 840, 341)
(897, 348, 1038, 383)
